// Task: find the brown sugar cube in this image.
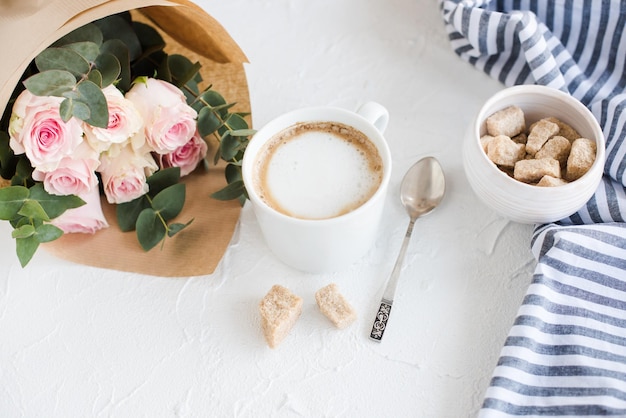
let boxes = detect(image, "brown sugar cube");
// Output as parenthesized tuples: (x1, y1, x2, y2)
(514, 158, 561, 183)
(486, 105, 526, 137)
(535, 135, 571, 167)
(526, 119, 560, 155)
(512, 132, 528, 145)
(259, 285, 303, 348)
(486, 135, 526, 167)
(565, 138, 597, 181)
(480, 135, 495, 153)
(534, 117, 581, 142)
(537, 175, 568, 187)
(315, 284, 357, 329)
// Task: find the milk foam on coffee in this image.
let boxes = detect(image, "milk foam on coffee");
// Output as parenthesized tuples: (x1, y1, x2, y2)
(254, 121, 383, 220)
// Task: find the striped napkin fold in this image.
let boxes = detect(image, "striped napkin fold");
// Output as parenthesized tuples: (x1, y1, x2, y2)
(439, 1, 626, 415)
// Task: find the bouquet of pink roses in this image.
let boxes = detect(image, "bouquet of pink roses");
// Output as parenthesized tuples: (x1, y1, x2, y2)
(0, 12, 252, 266)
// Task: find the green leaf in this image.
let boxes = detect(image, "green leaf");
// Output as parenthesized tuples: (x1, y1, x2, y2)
(220, 133, 245, 161)
(53, 23, 103, 47)
(29, 184, 84, 219)
(18, 200, 49, 221)
(223, 113, 249, 131)
(152, 184, 185, 221)
(168, 54, 201, 90)
(23, 70, 76, 97)
(34, 224, 63, 243)
(0, 186, 29, 220)
(100, 39, 130, 90)
(225, 163, 243, 184)
(211, 180, 246, 201)
(167, 220, 193, 237)
(133, 21, 165, 52)
(197, 107, 223, 137)
(75, 81, 108, 128)
(16, 235, 39, 267)
(136, 208, 166, 251)
(35, 47, 90, 76)
(95, 15, 142, 61)
(87, 69, 103, 87)
(116, 197, 149, 232)
(12, 224, 35, 239)
(146, 167, 180, 197)
(95, 52, 121, 87)
(65, 41, 100, 62)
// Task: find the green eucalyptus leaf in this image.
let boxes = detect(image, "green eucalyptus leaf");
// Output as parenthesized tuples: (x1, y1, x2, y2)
(223, 113, 249, 131)
(18, 200, 49, 221)
(87, 69, 103, 87)
(133, 21, 165, 52)
(34, 224, 63, 243)
(197, 107, 222, 137)
(136, 208, 165, 251)
(167, 220, 193, 237)
(59, 98, 73, 122)
(35, 47, 90, 76)
(146, 167, 181, 197)
(0, 186, 29, 220)
(16, 235, 39, 267)
(53, 23, 103, 47)
(75, 81, 108, 128)
(224, 163, 243, 184)
(197, 89, 226, 108)
(220, 133, 244, 161)
(23, 70, 76, 97)
(100, 39, 130, 91)
(152, 183, 185, 221)
(94, 15, 142, 60)
(29, 183, 84, 219)
(95, 52, 121, 87)
(65, 41, 100, 62)
(72, 101, 91, 121)
(12, 224, 35, 239)
(210, 180, 246, 201)
(168, 54, 201, 90)
(116, 197, 149, 232)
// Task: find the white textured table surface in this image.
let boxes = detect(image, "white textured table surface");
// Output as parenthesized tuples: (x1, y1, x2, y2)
(0, 0, 537, 416)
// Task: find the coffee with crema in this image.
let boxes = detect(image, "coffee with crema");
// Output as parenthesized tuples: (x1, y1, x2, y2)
(253, 121, 384, 220)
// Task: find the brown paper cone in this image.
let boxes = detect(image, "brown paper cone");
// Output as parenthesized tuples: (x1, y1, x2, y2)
(1, 0, 250, 277)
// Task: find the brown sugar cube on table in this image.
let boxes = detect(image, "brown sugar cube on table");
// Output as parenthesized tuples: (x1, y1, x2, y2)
(526, 119, 560, 155)
(514, 158, 561, 183)
(259, 285, 303, 348)
(566, 138, 597, 181)
(315, 283, 357, 329)
(485, 105, 526, 137)
(487, 135, 526, 167)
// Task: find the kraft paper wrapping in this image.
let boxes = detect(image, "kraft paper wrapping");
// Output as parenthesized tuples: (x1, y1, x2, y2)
(0, 0, 250, 277)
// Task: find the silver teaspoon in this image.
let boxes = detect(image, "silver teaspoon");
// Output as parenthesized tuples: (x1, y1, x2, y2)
(369, 156, 446, 342)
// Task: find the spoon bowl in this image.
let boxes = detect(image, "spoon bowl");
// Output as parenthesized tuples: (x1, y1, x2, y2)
(370, 156, 446, 342)
(401, 156, 446, 220)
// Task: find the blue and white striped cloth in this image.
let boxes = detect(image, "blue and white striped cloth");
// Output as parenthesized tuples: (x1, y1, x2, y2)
(439, 1, 626, 415)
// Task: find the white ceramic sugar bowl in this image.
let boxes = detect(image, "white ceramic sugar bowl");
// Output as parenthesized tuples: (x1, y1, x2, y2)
(463, 85, 606, 224)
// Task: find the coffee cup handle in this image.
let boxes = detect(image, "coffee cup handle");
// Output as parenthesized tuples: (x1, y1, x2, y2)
(356, 102, 389, 134)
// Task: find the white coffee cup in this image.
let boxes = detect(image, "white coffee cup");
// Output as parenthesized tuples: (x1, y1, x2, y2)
(242, 102, 392, 273)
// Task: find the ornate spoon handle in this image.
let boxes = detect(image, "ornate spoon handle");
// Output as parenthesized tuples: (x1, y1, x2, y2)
(369, 219, 415, 342)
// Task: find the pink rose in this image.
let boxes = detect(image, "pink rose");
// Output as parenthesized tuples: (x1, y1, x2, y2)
(84, 85, 144, 153)
(125, 78, 197, 154)
(8, 89, 84, 172)
(32, 143, 100, 196)
(159, 130, 208, 176)
(51, 185, 109, 234)
(98, 144, 158, 204)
